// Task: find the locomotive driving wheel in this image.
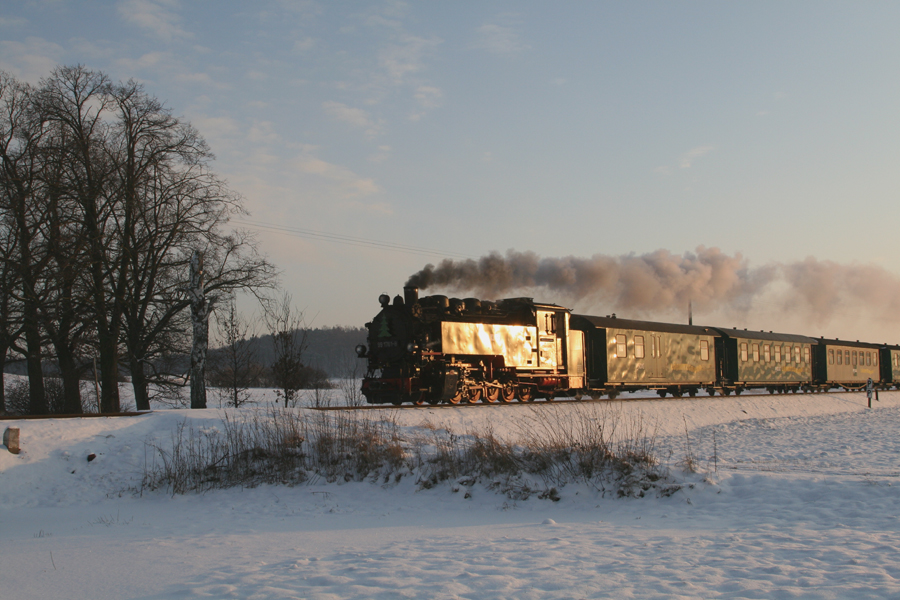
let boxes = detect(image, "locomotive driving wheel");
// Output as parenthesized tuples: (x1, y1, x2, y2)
(484, 386, 500, 404)
(466, 387, 483, 404)
(517, 386, 534, 402)
(500, 386, 516, 403)
(447, 391, 464, 405)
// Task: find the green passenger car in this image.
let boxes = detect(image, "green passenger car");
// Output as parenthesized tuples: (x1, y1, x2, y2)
(571, 315, 719, 398)
(714, 329, 817, 393)
(813, 339, 883, 389)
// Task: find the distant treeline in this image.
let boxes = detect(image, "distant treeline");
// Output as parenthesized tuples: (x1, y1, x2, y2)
(4, 326, 369, 385)
(239, 326, 368, 379)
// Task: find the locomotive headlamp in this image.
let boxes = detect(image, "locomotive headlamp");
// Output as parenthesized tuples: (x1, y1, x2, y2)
(355, 344, 367, 357)
(407, 342, 418, 352)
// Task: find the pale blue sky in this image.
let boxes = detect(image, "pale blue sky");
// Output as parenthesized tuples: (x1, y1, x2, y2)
(2, 1, 899, 336)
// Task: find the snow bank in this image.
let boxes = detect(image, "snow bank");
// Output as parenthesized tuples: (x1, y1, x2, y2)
(2, 390, 900, 599)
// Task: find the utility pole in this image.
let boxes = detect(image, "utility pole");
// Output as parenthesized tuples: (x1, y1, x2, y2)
(189, 251, 209, 409)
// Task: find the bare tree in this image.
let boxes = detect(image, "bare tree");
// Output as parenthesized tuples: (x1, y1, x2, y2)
(0, 67, 276, 414)
(209, 295, 259, 407)
(0, 71, 51, 414)
(263, 292, 308, 407)
(107, 80, 276, 410)
(0, 219, 23, 413)
(32, 66, 121, 412)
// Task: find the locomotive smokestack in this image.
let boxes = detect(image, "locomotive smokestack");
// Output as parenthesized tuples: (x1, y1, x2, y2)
(404, 285, 419, 306)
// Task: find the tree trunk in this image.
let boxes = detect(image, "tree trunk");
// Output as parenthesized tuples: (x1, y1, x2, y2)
(130, 352, 151, 411)
(22, 300, 46, 415)
(55, 344, 83, 414)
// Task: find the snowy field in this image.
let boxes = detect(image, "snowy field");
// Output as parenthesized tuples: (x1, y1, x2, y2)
(3, 387, 900, 599)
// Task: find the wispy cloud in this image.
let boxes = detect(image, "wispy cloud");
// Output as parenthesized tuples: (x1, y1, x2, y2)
(474, 22, 529, 55)
(409, 85, 443, 121)
(322, 100, 383, 136)
(294, 154, 384, 202)
(377, 33, 442, 84)
(117, 0, 190, 41)
(680, 145, 714, 169)
(0, 16, 27, 28)
(0, 37, 64, 82)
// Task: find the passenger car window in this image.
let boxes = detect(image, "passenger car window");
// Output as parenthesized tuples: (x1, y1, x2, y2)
(794, 346, 800, 363)
(740, 342, 748, 362)
(764, 344, 770, 362)
(752, 344, 760, 362)
(774, 345, 781, 362)
(837, 350, 842, 365)
(828, 350, 834, 365)
(700, 340, 709, 361)
(616, 334, 626, 358)
(634, 335, 644, 359)
(803, 346, 810, 364)
(852, 351, 857, 367)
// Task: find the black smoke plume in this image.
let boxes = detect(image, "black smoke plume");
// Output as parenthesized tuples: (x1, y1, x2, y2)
(405, 247, 900, 341)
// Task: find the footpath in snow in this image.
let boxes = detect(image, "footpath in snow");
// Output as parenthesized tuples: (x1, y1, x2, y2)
(2, 390, 900, 599)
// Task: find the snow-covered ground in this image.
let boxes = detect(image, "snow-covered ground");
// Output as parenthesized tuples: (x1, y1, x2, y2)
(3, 388, 900, 599)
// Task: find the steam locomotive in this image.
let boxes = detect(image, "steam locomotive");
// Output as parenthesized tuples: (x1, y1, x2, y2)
(356, 287, 900, 405)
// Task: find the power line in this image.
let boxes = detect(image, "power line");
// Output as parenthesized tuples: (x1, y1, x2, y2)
(232, 219, 478, 260)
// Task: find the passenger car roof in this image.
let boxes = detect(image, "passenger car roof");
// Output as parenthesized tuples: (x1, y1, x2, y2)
(571, 314, 720, 337)
(711, 328, 819, 344)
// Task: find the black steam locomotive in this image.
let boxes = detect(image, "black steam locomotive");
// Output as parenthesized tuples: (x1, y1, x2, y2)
(356, 287, 900, 405)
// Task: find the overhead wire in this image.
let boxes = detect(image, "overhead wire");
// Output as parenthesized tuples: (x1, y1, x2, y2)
(231, 219, 478, 260)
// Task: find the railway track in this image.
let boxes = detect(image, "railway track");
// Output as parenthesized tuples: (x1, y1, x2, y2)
(312, 387, 881, 411)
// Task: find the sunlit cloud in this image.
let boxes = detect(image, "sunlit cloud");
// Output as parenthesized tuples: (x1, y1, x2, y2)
(117, 0, 190, 41)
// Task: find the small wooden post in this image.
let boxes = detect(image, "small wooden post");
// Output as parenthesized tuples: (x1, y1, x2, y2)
(3, 427, 19, 454)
